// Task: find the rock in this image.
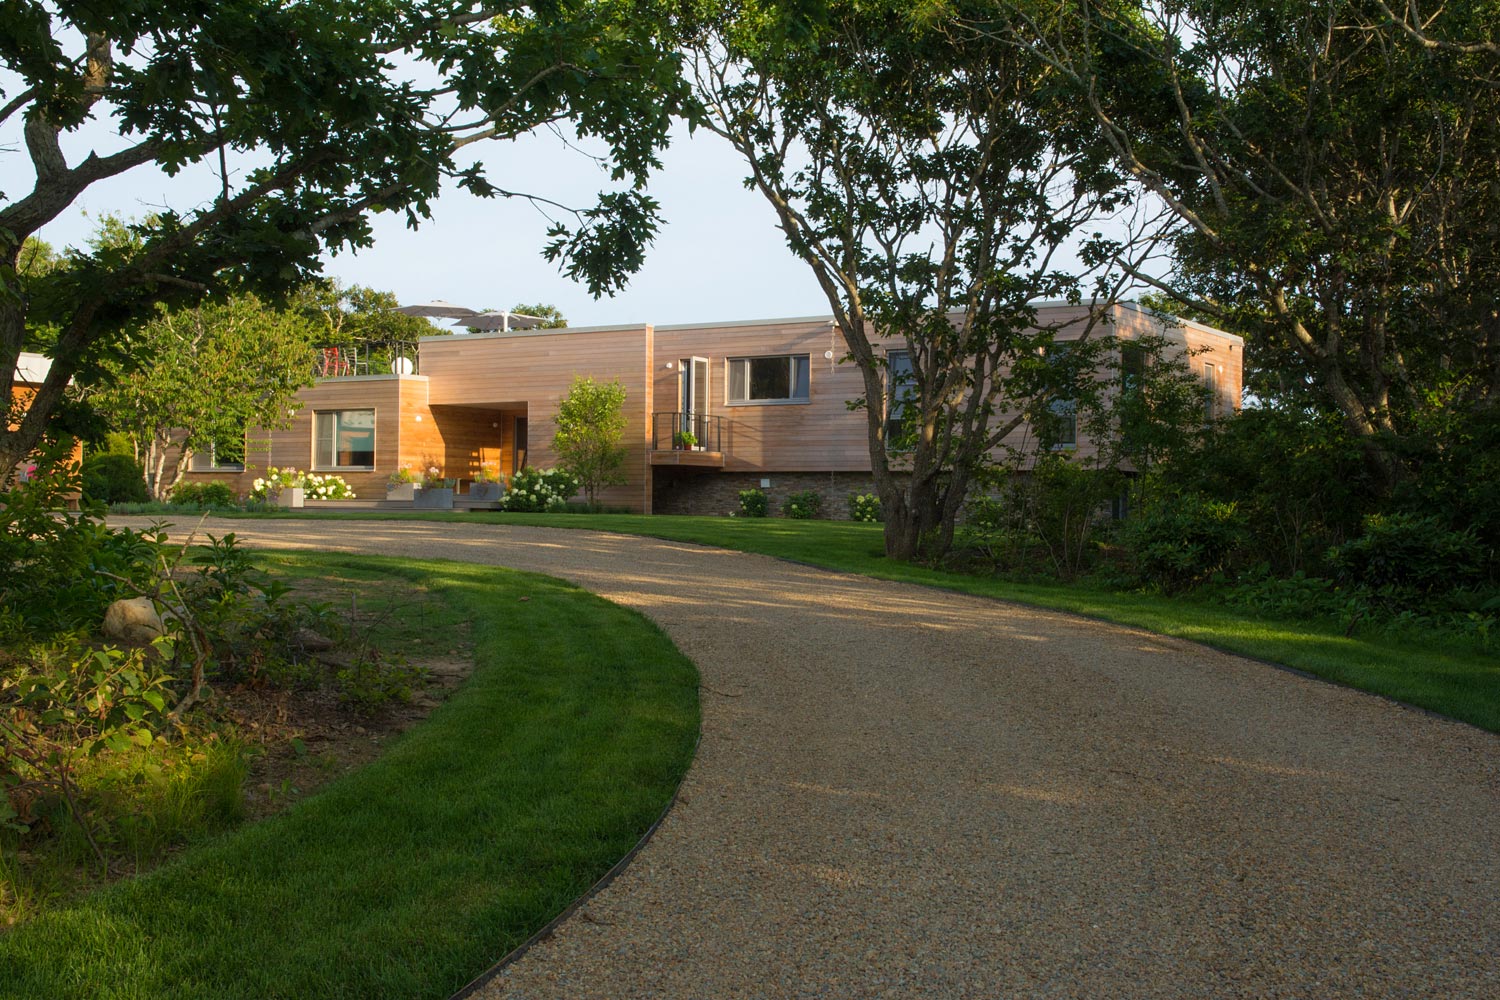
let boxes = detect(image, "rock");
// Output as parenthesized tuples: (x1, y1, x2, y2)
(102, 597, 165, 644)
(293, 628, 337, 652)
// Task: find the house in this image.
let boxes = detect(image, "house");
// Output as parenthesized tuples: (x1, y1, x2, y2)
(9, 352, 85, 502)
(185, 302, 1242, 515)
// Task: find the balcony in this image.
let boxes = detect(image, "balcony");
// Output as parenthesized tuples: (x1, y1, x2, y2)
(314, 341, 421, 379)
(651, 412, 725, 468)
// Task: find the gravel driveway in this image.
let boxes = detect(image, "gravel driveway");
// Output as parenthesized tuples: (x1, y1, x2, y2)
(118, 517, 1499, 999)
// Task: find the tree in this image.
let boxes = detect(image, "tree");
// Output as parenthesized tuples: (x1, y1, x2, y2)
(93, 295, 318, 500)
(998, 0, 1500, 488)
(690, 1, 1149, 560)
(552, 375, 627, 505)
(294, 281, 438, 372)
(509, 303, 569, 328)
(1, 1, 690, 475)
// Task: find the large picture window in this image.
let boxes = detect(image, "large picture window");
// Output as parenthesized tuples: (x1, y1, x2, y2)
(314, 409, 375, 469)
(727, 355, 810, 404)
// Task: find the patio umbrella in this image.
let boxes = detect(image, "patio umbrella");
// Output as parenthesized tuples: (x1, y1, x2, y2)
(462, 311, 547, 332)
(395, 300, 479, 318)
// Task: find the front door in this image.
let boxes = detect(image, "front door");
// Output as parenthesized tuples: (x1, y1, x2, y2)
(679, 357, 709, 445)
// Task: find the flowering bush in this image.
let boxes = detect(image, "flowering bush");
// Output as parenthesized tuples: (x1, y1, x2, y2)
(847, 492, 881, 522)
(421, 465, 454, 489)
(781, 489, 823, 520)
(737, 488, 768, 518)
(249, 468, 354, 500)
(249, 467, 304, 500)
(301, 473, 355, 500)
(501, 467, 579, 512)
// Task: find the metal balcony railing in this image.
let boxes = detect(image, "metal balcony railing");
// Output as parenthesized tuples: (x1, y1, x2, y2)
(652, 412, 722, 453)
(314, 341, 421, 378)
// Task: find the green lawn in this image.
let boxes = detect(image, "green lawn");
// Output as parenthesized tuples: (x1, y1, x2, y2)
(211, 509, 1497, 733)
(0, 552, 700, 1000)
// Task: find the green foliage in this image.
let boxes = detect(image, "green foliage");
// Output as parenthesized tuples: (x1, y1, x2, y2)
(780, 489, 823, 520)
(169, 482, 238, 509)
(1120, 495, 1247, 593)
(694, 0, 1137, 561)
(3, 0, 691, 478)
(80, 454, 148, 505)
(92, 293, 319, 501)
(507, 303, 568, 329)
(1327, 515, 1483, 596)
(0, 446, 164, 635)
(501, 468, 580, 513)
(847, 492, 881, 522)
(333, 653, 428, 715)
(737, 488, 769, 518)
(671, 430, 698, 449)
(552, 377, 629, 504)
(971, 458, 1124, 580)
(1149, 408, 1372, 575)
(1056, 2, 1500, 480)
(0, 640, 180, 852)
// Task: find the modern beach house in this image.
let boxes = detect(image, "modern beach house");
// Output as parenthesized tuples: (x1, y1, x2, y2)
(184, 303, 1243, 515)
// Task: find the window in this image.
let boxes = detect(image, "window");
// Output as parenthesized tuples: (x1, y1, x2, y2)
(1048, 398, 1078, 448)
(314, 409, 375, 469)
(1043, 343, 1077, 449)
(1203, 362, 1218, 421)
(189, 431, 245, 471)
(886, 349, 915, 443)
(727, 355, 810, 404)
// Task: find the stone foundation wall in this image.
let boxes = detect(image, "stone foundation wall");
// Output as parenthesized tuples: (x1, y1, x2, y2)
(652, 470, 886, 520)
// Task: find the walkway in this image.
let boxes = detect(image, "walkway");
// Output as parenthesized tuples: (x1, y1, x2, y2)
(122, 518, 1498, 999)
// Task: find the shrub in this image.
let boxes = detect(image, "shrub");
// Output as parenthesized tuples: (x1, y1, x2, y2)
(248, 467, 304, 500)
(248, 469, 353, 501)
(0, 445, 165, 635)
(1327, 514, 1481, 594)
(301, 473, 355, 500)
(737, 488, 768, 518)
(781, 489, 823, 519)
(170, 481, 238, 508)
(1121, 493, 1247, 592)
(80, 454, 149, 504)
(501, 468, 579, 512)
(847, 492, 881, 522)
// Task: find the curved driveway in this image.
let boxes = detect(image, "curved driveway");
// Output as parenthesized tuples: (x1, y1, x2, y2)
(122, 518, 1498, 998)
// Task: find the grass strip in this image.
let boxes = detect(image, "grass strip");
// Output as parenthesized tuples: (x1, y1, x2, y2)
(209, 510, 1497, 733)
(0, 551, 700, 1000)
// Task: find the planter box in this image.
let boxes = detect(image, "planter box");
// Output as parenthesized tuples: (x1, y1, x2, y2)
(273, 487, 305, 509)
(414, 487, 455, 510)
(386, 482, 417, 502)
(467, 482, 504, 502)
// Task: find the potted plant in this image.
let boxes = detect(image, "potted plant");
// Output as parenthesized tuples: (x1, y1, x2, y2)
(468, 462, 505, 502)
(253, 466, 305, 508)
(414, 465, 455, 509)
(672, 429, 698, 450)
(386, 465, 419, 502)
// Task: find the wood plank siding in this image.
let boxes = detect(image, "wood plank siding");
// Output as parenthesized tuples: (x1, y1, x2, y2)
(418, 324, 655, 511)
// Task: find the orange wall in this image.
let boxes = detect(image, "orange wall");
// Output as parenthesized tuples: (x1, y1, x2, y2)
(420, 325, 655, 511)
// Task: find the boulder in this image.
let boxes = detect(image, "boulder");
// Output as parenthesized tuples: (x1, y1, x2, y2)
(102, 597, 165, 644)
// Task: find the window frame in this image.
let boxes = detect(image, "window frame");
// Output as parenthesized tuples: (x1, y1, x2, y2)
(313, 408, 377, 471)
(724, 354, 811, 406)
(188, 434, 246, 472)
